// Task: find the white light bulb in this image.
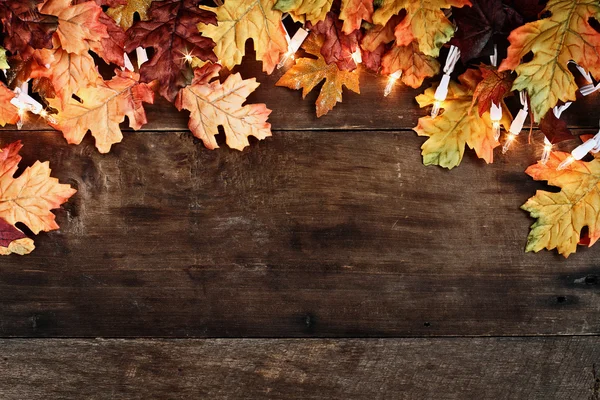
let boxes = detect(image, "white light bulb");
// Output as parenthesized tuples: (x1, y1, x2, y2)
(384, 70, 402, 97)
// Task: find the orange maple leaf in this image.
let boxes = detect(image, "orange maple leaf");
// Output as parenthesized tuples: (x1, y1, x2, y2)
(340, 0, 373, 34)
(176, 64, 272, 151)
(0, 83, 19, 127)
(0, 141, 76, 255)
(49, 70, 154, 153)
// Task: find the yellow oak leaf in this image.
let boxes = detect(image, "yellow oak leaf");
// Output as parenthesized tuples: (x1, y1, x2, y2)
(522, 151, 600, 257)
(414, 69, 510, 169)
(175, 63, 272, 151)
(373, 0, 470, 57)
(381, 41, 440, 88)
(32, 47, 102, 108)
(106, 0, 154, 30)
(499, 0, 600, 122)
(40, 0, 109, 55)
(273, 0, 332, 24)
(0, 141, 76, 252)
(340, 0, 374, 34)
(49, 70, 154, 153)
(0, 83, 19, 127)
(276, 33, 360, 117)
(198, 0, 288, 74)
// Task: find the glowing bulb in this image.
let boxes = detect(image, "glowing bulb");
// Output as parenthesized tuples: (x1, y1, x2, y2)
(557, 155, 575, 171)
(16, 106, 25, 130)
(492, 121, 501, 141)
(184, 53, 193, 64)
(502, 132, 517, 154)
(351, 49, 362, 64)
(541, 139, 552, 165)
(431, 100, 442, 117)
(277, 50, 295, 69)
(40, 109, 57, 124)
(431, 75, 450, 117)
(384, 70, 402, 97)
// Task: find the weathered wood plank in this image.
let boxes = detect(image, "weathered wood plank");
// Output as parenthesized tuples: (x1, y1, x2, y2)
(6, 52, 600, 132)
(1, 129, 600, 337)
(1, 337, 599, 399)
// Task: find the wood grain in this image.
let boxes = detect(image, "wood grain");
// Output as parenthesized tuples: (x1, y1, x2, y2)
(1, 337, 599, 399)
(1, 128, 600, 337)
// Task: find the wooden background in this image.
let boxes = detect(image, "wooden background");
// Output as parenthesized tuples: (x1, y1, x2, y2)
(2, 53, 600, 399)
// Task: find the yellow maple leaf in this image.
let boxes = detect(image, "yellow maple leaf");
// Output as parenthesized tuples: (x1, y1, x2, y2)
(276, 33, 360, 117)
(373, 0, 470, 57)
(273, 0, 332, 24)
(175, 64, 272, 151)
(499, 0, 600, 122)
(106, 0, 154, 30)
(381, 42, 440, 88)
(0, 141, 76, 252)
(414, 69, 510, 169)
(522, 151, 600, 257)
(49, 70, 154, 153)
(198, 0, 288, 74)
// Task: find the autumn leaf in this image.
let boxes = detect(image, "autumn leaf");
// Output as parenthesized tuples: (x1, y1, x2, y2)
(126, 0, 217, 101)
(521, 151, 600, 257)
(451, 0, 524, 62)
(0, 47, 9, 70)
(372, 0, 471, 57)
(273, 0, 332, 24)
(361, 43, 385, 72)
(199, 0, 287, 75)
(381, 42, 439, 88)
(499, 0, 600, 122)
(0, 0, 58, 59)
(470, 64, 514, 117)
(539, 109, 574, 144)
(32, 47, 103, 108)
(414, 69, 511, 169)
(40, 0, 109, 55)
(107, 0, 154, 30)
(0, 141, 76, 256)
(49, 70, 154, 153)
(175, 63, 272, 151)
(361, 15, 401, 52)
(276, 33, 360, 117)
(307, 12, 362, 71)
(0, 83, 19, 126)
(340, 0, 374, 34)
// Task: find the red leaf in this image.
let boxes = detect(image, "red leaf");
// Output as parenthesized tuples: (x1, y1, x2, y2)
(539, 109, 575, 144)
(307, 12, 361, 71)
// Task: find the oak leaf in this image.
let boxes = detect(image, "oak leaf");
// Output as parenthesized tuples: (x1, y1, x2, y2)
(126, 0, 217, 101)
(0, 141, 76, 256)
(381, 41, 439, 88)
(49, 70, 154, 153)
(414, 69, 510, 169)
(198, 0, 287, 75)
(107, 0, 153, 30)
(499, 0, 600, 122)
(470, 64, 514, 117)
(372, 0, 471, 57)
(273, 0, 332, 24)
(276, 33, 360, 117)
(339, 0, 374, 34)
(522, 151, 600, 257)
(175, 63, 272, 151)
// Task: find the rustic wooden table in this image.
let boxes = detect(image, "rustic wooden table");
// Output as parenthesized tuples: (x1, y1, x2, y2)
(2, 56, 600, 399)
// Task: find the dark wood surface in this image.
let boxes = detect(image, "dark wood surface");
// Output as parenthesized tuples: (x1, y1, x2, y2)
(2, 55, 600, 398)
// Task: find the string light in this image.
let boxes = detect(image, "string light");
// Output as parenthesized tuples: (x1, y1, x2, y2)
(10, 81, 56, 128)
(384, 70, 402, 97)
(541, 137, 553, 165)
(277, 27, 309, 69)
(136, 47, 148, 69)
(431, 45, 460, 117)
(557, 123, 600, 170)
(489, 45, 503, 142)
(502, 91, 528, 154)
(351, 48, 362, 64)
(123, 52, 135, 72)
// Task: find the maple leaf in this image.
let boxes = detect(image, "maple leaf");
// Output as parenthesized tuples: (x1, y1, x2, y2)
(381, 42, 440, 88)
(502, 0, 546, 21)
(0, 141, 76, 256)
(0, 0, 58, 59)
(361, 43, 385, 72)
(372, 0, 471, 57)
(276, 33, 360, 117)
(0, 83, 19, 126)
(49, 70, 154, 153)
(198, 0, 287, 75)
(339, 0, 374, 34)
(273, 0, 332, 24)
(451, 0, 524, 62)
(307, 12, 362, 71)
(470, 64, 514, 117)
(126, 0, 217, 101)
(539, 109, 574, 144)
(107, 0, 154, 30)
(361, 15, 401, 52)
(414, 69, 511, 169)
(32, 47, 103, 108)
(521, 151, 600, 257)
(499, 0, 600, 122)
(40, 0, 109, 55)
(175, 63, 272, 151)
